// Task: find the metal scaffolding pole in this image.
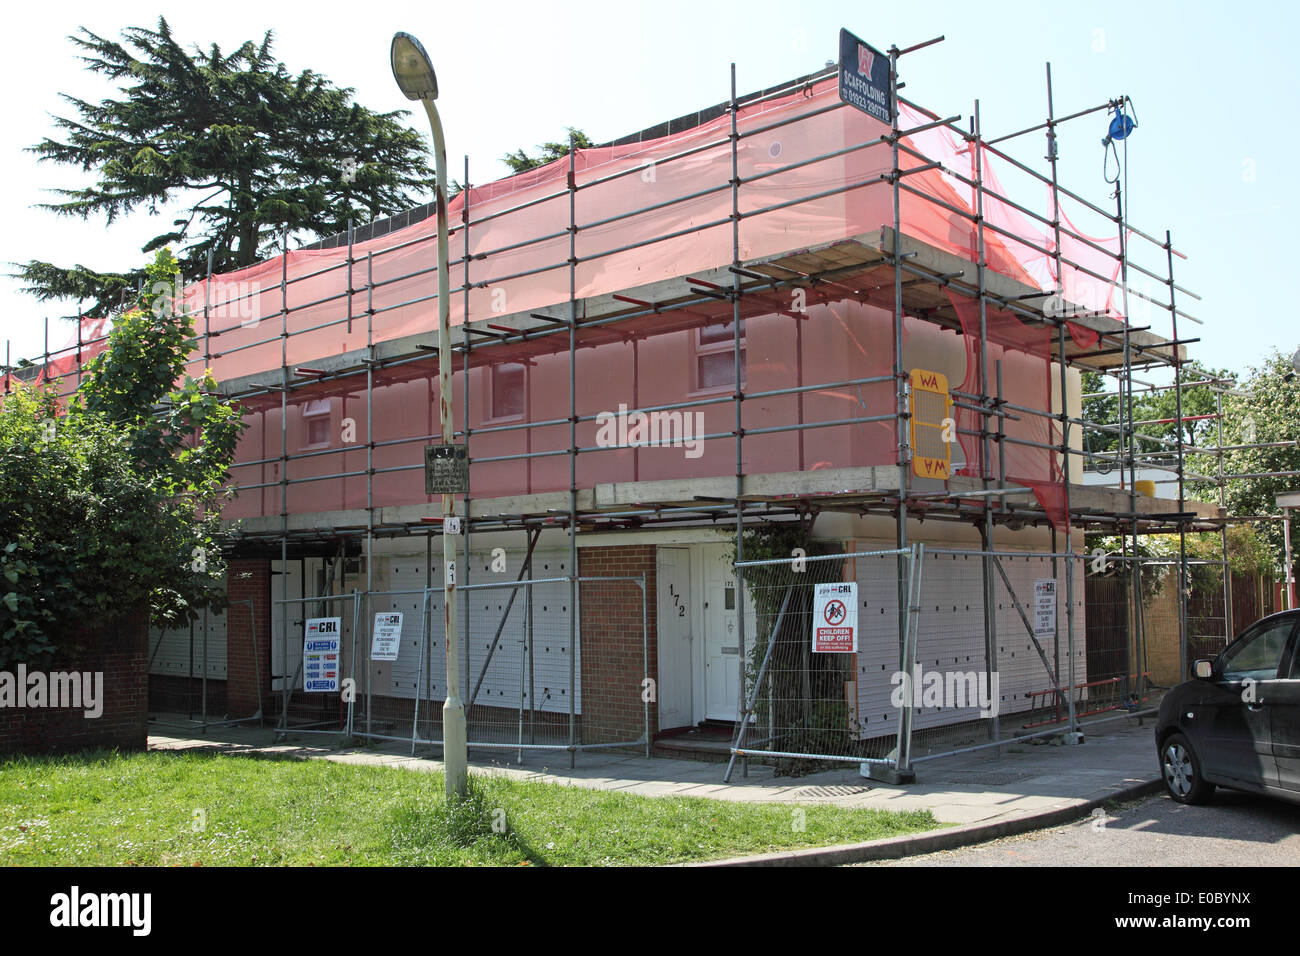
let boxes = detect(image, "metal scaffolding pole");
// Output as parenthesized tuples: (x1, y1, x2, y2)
(1113, 145, 1147, 696)
(1046, 64, 1079, 736)
(1216, 388, 1233, 638)
(365, 245, 375, 739)
(279, 229, 290, 738)
(567, 132, 579, 769)
(730, 62, 749, 776)
(972, 99, 1001, 750)
(462, 154, 473, 716)
(1166, 228, 1190, 678)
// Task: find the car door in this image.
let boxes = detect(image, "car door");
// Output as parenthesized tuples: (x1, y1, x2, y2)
(1270, 622, 1300, 791)
(1194, 615, 1295, 788)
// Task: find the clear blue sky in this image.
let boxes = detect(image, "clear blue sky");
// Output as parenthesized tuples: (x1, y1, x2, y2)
(2, 0, 1295, 382)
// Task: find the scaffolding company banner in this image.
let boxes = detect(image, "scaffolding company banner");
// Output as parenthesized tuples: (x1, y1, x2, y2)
(371, 611, 403, 662)
(813, 582, 858, 653)
(1033, 579, 1057, 638)
(303, 617, 342, 692)
(838, 27, 891, 123)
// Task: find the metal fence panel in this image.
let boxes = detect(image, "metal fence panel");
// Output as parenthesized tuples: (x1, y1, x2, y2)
(728, 548, 912, 778)
(271, 590, 362, 737)
(350, 572, 645, 763)
(726, 544, 1242, 775)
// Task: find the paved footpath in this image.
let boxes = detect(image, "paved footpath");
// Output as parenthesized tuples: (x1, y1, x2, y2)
(150, 714, 1165, 863)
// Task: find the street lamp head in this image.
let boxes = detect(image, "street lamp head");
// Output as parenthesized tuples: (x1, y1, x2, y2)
(391, 32, 438, 100)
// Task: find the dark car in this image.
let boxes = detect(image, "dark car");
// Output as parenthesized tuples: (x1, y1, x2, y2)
(1155, 609, 1300, 806)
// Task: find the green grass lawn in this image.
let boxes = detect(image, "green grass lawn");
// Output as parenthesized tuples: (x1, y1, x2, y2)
(0, 750, 939, 866)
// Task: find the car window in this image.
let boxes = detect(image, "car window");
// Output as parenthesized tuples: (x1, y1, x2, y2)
(1220, 617, 1295, 681)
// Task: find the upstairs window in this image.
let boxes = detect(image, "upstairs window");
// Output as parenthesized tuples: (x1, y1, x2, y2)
(695, 321, 746, 391)
(491, 362, 527, 419)
(301, 398, 331, 447)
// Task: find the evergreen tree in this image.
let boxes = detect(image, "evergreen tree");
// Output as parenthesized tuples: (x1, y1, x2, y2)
(501, 128, 593, 174)
(13, 17, 434, 319)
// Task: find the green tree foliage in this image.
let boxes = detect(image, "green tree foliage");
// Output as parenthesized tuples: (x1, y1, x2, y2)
(14, 17, 433, 319)
(1081, 362, 1230, 463)
(1085, 346, 1299, 585)
(1213, 347, 1300, 577)
(1086, 525, 1274, 608)
(1080, 369, 1118, 459)
(0, 249, 245, 668)
(501, 128, 593, 174)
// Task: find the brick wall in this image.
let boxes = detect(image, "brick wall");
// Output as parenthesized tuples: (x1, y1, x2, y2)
(226, 559, 271, 718)
(0, 612, 149, 756)
(578, 545, 656, 744)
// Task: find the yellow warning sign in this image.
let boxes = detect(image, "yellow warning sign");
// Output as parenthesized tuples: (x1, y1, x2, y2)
(910, 368, 952, 480)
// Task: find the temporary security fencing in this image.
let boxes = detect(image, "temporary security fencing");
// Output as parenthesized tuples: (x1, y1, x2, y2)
(726, 542, 1237, 779)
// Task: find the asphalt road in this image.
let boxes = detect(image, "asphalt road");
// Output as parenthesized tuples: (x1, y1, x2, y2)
(859, 789, 1300, 866)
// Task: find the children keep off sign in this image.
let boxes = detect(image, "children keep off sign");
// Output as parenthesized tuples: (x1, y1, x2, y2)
(813, 582, 858, 653)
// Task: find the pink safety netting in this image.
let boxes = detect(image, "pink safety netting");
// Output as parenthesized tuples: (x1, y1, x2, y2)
(15, 76, 1135, 528)
(2, 316, 111, 408)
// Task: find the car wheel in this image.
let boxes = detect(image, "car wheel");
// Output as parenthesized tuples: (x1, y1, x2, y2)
(1161, 732, 1215, 805)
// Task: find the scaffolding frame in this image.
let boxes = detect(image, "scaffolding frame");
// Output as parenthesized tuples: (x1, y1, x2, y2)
(7, 41, 1286, 758)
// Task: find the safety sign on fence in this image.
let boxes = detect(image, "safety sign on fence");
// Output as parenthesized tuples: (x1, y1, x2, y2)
(371, 611, 403, 662)
(813, 581, 858, 653)
(303, 617, 341, 692)
(1033, 579, 1057, 638)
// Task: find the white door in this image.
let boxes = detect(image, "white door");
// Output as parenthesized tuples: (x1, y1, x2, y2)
(703, 546, 741, 721)
(656, 547, 693, 730)
(270, 561, 304, 692)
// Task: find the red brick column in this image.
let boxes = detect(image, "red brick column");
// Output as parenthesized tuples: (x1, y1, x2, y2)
(578, 545, 657, 744)
(225, 559, 270, 718)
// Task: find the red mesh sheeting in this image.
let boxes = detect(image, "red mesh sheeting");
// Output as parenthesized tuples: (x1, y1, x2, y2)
(132, 75, 1138, 519)
(219, 288, 901, 519)
(182, 79, 1133, 386)
(893, 107, 1042, 287)
(181, 78, 905, 386)
(3, 316, 111, 403)
(945, 290, 1068, 531)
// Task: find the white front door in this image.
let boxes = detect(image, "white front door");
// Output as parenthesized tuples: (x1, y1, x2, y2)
(270, 560, 304, 692)
(655, 547, 693, 730)
(703, 546, 741, 721)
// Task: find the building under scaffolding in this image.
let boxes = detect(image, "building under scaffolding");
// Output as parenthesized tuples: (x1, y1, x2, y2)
(6, 39, 1270, 774)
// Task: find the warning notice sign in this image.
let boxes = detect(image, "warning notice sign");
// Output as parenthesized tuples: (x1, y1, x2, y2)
(303, 617, 342, 692)
(813, 582, 858, 653)
(371, 611, 403, 662)
(1033, 579, 1057, 639)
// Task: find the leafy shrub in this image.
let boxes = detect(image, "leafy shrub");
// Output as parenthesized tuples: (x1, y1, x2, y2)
(0, 249, 245, 666)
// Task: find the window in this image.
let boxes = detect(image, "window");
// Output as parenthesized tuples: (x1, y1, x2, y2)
(301, 398, 331, 447)
(1220, 618, 1295, 682)
(1288, 620, 1300, 678)
(695, 321, 745, 391)
(491, 362, 526, 419)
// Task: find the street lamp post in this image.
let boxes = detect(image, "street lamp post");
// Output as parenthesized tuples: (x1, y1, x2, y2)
(391, 31, 467, 799)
